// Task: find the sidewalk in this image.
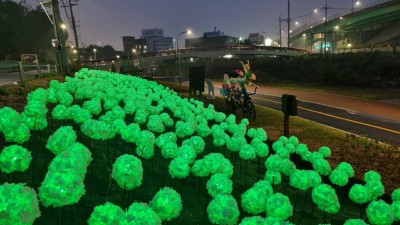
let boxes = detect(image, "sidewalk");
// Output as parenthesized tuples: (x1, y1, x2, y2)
(211, 79, 400, 122)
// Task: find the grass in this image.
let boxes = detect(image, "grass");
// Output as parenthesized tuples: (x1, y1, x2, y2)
(266, 81, 400, 101)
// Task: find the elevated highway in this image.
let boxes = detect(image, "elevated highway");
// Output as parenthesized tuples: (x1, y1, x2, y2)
(291, 0, 400, 52)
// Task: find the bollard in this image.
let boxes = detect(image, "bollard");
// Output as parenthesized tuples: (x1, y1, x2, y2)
(281, 94, 298, 137)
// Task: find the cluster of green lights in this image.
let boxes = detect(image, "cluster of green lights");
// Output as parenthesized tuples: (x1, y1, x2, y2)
(0, 145, 32, 173)
(0, 183, 41, 225)
(1, 68, 400, 224)
(39, 142, 92, 207)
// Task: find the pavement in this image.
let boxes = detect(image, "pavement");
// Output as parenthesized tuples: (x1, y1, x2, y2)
(210, 79, 400, 122)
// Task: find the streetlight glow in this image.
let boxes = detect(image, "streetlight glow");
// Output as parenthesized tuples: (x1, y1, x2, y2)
(176, 29, 192, 85)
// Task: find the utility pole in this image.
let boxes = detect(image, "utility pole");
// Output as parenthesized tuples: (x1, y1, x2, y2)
(287, 0, 291, 48)
(67, 0, 80, 65)
(323, 1, 328, 54)
(279, 15, 282, 47)
(51, 0, 68, 76)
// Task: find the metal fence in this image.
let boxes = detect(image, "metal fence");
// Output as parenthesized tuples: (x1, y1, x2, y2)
(0, 61, 57, 86)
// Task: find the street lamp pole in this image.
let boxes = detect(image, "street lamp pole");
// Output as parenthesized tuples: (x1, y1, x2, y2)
(177, 30, 191, 85)
(287, 0, 291, 48)
(93, 48, 97, 60)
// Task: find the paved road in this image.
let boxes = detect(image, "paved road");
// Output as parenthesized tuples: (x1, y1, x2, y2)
(0, 70, 38, 86)
(209, 79, 400, 145)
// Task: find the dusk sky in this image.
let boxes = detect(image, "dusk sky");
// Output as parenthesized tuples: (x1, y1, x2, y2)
(22, 0, 375, 50)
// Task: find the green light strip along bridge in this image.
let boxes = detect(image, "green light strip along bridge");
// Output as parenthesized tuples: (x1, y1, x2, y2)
(291, 0, 400, 52)
(140, 45, 310, 63)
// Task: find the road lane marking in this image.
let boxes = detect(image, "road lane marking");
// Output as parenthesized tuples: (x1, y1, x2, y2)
(252, 96, 400, 135)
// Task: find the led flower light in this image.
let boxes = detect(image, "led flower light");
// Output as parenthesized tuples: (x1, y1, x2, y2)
(168, 157, 190, 179)
(251, 138, 269, 157)
(120, 123, 141, 143)
(39, 143, 92, 207)
(203, 153, 234, 178)
(336, 162, 355, 178)
(23, 100, 48, 118)
(349, 184, 372, 204)
(122, 202, 162, 225)
(226, 135, 247, 152)
(343, 219, 368, 225)
(27, 87, 48, 103)
(312, 158, 332, 176)
(68, 105, 92, 124)
(276, 147, 291, 159)
(239, 216, 267, 225)
(81, 119, 116, 140)
(278, 136, 288, 145)
(196, 123, 211, 137)
(290, 170, 321, 191)
(161, 142, 179, 159)
(366, 200, 394, 225)
(288, 135, 299, 146)
(135, 130, 156, 159)
(52, 104, 71, 120)
(149, 187, 182, 221)
(156, 132, 177, 148)
(265, 154, 283, 171)
(56, 90, 73, 106)
(318, 146, 331, 158)
(364, 170, 381, 183)
(312, 184, 340, 214)
(280, 158, 296, 176)
(46, 126, 77, 155)
(206, 173, 233, 197)
(147, 115, 165, 133)
(241, 187, 268, 215)
(392, 201, 400, 221)
(265, 170, 282, 184)
(0, 183, 41, 225)
(46, 87, 57, 103)
(3, 123, 30, 143)
(266, 193, 293, 220)
(191, 159, 211, 177)
(239, 144, 256, 160)
(207, 194, 240, 225)
(111, 119, 127, 134)
(87, 202, 124, 225)
(112, 154, 143, 190)
(0, 107, 22, 133)
(392, 189, 400, 202)
(0, 145, 32, 173)
(134, 108, 149, 124)
(366, 180, 385, 200)
(295, 143, 311, 161)
(182, 136, 205, 155)
(329, 167, 350, 187)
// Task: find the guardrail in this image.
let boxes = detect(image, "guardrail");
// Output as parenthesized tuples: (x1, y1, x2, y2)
(0, 60, 57, 85)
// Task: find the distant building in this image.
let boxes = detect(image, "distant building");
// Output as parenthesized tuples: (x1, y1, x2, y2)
(248, 33, 265, 45)
(186, 28, 237, 48)
(141, 28, 173, 52)
(122, 36, 147, 55)
(141, 28, 164, 39)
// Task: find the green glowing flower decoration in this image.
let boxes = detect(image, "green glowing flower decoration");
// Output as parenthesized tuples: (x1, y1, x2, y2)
(239, 144, 256, 160)
(197, 123, 211, 137)
(290, 170, 316, 191)
(149, 187, 182, 221)
(295, 143, 311, 161)
(239, 216, 267, 225)
(207, 194, 240, 225)
(392, 201, 400, 221)
(203, 153, 234, 178)
(82, 98, 102, 115)
(88, 202, 124, 225)
(266, 193, 293, 220)
(343, 219, 368, 225)
(280, 158, 296, 176)
(318, 146, 331, 158)
(28, 87, 47, 103)
(0, 183, 41, 225)
(264, 170, 282, 185)
(56, 90, 74, 106)
(120, 123, 141, 143)
(168, 157, 190, 179)
(241, 187, 268, 215)
(329, 168, 349, 187)
(206, 173, 233, 197)
(364, 170, 381, 183)
(265, 154, 283, 171)
(183, 136, 205, 155)
(366, 200, 394, 225)
(336, 162, 355, 178)
(0, 107, 21, 133)
(366, 180, 385, 200)
(177, 145, 197, 164)
(46, 126, 77, 155)
(156, 132, 177, 148)
(0, 145, 32, 173)
(52, 104, 71, 120)
(312, 158, 332, 176)
(112, 154, 143, 190)
(349, 184, 372, 204)
(312, 184, 340, 214)
(392, 189, 400, 202)
(278, 136, 288, 145)
(20, 113, 48, 131)
(23, 100, 48, 118)
(81, 119, 116, 141)
(161, 142, 179, 159)
(288, 135, 299, 146)
(122, 202, 162, 225)
(191, 159, 211, 177)
(3, 123, 30, 143)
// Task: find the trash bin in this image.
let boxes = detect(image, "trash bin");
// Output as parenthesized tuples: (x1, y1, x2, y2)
(189, 66, 205, 95)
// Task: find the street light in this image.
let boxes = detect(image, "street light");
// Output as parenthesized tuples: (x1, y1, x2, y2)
(176, 29, 192, 85)
(93, 48, 97, 60)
